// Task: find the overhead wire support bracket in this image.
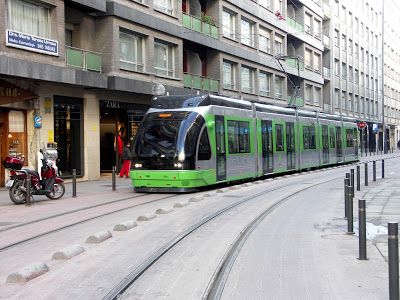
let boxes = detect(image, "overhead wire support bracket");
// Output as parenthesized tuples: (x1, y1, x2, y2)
(274, 54, 302, 108)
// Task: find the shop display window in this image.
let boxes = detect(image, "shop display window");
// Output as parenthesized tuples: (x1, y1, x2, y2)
(8, 110, 26, 162)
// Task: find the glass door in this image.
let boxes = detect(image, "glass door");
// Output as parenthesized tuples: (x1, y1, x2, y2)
(286, 122, 296, 170)
(215, 116, 226, 181)
(261, 120, 273, 173)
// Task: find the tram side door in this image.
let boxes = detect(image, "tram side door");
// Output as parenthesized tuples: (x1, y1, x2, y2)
(286, 122, 296, 170)
(336, 126, 343, 162)
(261, 120, 274, 174)
(322, 125, 329, 164)
(215, 116, 226, 181)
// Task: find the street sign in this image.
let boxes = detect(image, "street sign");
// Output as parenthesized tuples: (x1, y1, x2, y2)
(34, 115, 42, 128)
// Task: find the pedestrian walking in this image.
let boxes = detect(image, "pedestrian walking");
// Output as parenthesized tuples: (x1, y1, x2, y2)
(119, 142, 131, 178)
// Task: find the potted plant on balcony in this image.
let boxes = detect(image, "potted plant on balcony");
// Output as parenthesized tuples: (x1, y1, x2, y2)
(201, 12, 216, 26)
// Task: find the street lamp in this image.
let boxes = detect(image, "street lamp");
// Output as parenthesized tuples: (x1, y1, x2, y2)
(152, 83, 166, 96)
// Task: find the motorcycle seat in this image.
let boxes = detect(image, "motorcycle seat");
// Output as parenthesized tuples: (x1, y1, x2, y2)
(22, 169, 40, 179)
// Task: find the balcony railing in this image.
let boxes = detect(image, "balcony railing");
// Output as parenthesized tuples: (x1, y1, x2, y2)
(323, 35, 330, 48)
(183, 73, 219, 92)
(323, 67, 331, 78)
(183, 13, 219, 39)
(286, 17, 304, 32)
(66, 46, 102, 72)
(287, 96, 304, 106)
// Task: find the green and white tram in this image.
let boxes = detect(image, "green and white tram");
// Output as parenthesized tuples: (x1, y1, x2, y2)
(130, 94, 359, 192)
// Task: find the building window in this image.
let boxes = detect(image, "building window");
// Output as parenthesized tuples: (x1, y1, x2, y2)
(259, 0, 271, 9)
(313, 19, 321, 39)
(259, 27, 271, 53)
(275, 75, 284, 99)
(314, 87, 322, 106)
(274, 34, 283, 55)
(274, 0, 283, 13)
(119, 31, 144, 72)
(334, 30, 339, 46)
(241, 66, 254, 94)
(222, 10, 236, 40)
(342, 34, 346, 51)
(5, 0, 51, 39)
(305, 49, 312, 70)
(154, 0, 173, 15)
(334, 59, 339, 76)
(259, 72, 271, 97)
(8, 110, 26, 162)
(223, 61, 236, 90)
(313, 53, 321, 73)
(305, 13, 312, 34)
(154, 41, 174, 77)
(241, 19, 254, 47)
(305, 84, 312, 104)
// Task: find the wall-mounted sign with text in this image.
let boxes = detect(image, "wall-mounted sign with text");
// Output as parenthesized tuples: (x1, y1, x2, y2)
(6, 29, 58, 56)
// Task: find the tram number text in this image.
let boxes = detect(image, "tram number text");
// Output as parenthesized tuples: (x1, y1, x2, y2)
(105, 101, 120, 109)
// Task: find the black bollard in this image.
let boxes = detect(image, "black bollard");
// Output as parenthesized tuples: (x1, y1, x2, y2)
(382, 159, 385, 179)
(344, 178, 349, 218)
(26, 173, 31, 206)
(350, 169, 355, 199)
(72, 169, 77, 197)
(388, 223, 399, 300)
(112, 166, 116, 191)
(347, 183, 354, 234)
(358, 199, 368, 260)
(365, 163, 368, 186)
(357, 165, 361, 191)
(373, 161, 376, 182)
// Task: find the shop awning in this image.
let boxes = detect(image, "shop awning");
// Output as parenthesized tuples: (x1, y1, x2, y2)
(0, 80, 38, 105)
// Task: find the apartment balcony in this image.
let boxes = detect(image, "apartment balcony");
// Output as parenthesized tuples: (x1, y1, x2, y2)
(183, 13, 219, 39)
(183, 73, 219, 93)
(286, 17, 304, 32)
(287, 95, 304, 106)
(323, 35, 330, 50)
(65, 46, 102, 72)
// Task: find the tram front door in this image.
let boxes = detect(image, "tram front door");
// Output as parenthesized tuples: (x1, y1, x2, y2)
(261, 120, 273, 174)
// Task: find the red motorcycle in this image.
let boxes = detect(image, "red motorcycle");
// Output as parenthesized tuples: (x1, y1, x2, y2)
(2, 151, 65, 204)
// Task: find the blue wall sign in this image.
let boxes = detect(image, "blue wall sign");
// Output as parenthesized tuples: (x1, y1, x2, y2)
(34, 116, 42, 128)
(6, 29, 58, 56)
(372, 123, 378, 134)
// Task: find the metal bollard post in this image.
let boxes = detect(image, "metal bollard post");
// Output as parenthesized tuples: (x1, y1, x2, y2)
(344, 178, 350, 218)
(358, 199, 368, 260)
(365, 163, 368, 186)
(373, 161, 376, 182)
(26, 173, 31, 206)
(388, 223, 399, 300)
(357, 165, 361, 191)
(382, 159, 385, 179)
(112, 166, 116, 191)
(72, 169, 77, 197)
(350, 169, 355, 199)
(346, 183, 354, 233)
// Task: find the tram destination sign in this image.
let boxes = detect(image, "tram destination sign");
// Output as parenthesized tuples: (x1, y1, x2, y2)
(6, 29, 58, 56)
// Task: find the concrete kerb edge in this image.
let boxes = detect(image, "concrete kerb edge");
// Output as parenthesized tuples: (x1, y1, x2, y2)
(156, 207, 174, 214)
(52, 244, 85, 260)
(137, 212, 157, 221)
(189, 196, 204, 202)
(174, 200, 190, 208)
(6, 262, 49, 284)
(86, 230, 112, 243)
(113, 220, 137, 231)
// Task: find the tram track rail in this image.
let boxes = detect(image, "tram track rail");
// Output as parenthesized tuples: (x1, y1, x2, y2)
(102, 172, 344, 300)
(0, 193, 176, 252)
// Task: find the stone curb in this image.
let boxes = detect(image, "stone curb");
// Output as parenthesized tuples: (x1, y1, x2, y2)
(52, 244, 85, 260)
(189, 196, 204, 202)
(113, 220, 137, 231)
(203, 193, 214, 197)
(216, 188, 229, 193)
(6, 262, 49, 284)
(86, 230, 112, 243)
(156, 207, 174, 214)
(137, 213, 156, 221)
(174, 200, 189, 208)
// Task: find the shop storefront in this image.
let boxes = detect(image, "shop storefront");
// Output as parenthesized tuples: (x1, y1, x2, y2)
(99, 100, 149, 171)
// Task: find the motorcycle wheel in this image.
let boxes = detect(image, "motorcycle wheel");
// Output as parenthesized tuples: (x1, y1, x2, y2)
(46, 182, 65, 200)
(9, 180, 27, 204)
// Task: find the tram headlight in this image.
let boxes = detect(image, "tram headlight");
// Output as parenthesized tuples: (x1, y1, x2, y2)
(134, 163, 142, 168)
(174, 163, 182, 168)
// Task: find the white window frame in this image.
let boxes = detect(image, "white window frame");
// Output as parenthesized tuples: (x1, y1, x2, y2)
(314, 87, 322, 106)
(274, 75, 284, 99)
(119, 31, 144, 72)
(5, 0, 51, 39)
(274, 34, 283, 55)
(305, 84, 312, 104)
(154, 0, 173, 15)
(259, 72, 271, 97)
(259, 27, 271, 54)
(223, 61, 236, 90)
(241, 66, 254, 94)
(222, 10, 236, 40)
(241, 18, 254, 47)
(154, 41, 174, 77)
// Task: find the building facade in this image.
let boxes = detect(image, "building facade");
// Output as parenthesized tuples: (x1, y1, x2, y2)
(0, 0, 398, 185)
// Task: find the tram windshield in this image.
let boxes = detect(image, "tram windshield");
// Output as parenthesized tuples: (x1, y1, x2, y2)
(133, 111, 205, 162)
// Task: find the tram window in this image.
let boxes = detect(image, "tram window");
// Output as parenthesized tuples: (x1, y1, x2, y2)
(275, 124, 284, 151)
(227, 120, 250, 154)
(198, 129, 211, 160)
(302, 125, 316, 150)
(346, 128, 354, 147)
(329, 128, 336, 148)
